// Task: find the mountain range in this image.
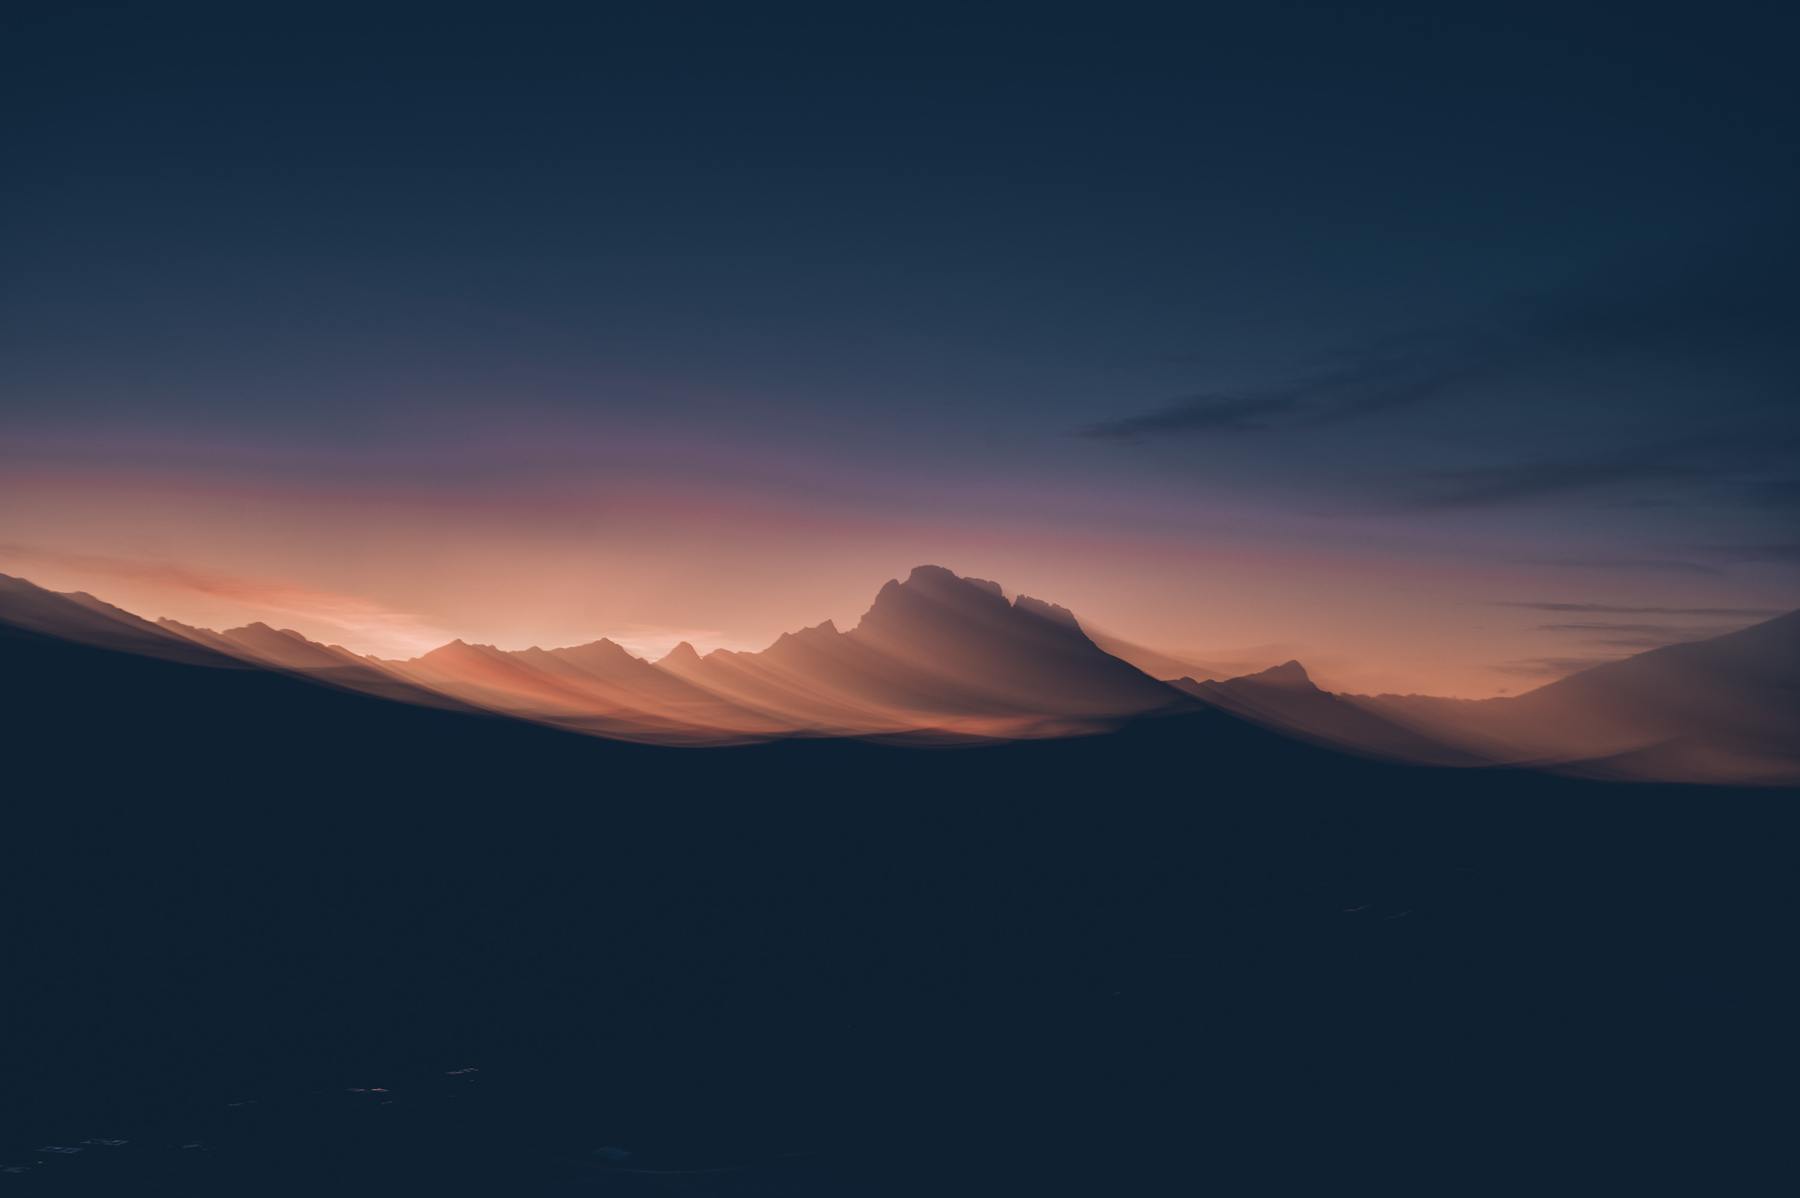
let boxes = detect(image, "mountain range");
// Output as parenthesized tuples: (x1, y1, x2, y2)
(2, 565, 1794, 784)
(3, 564, 1797, 1195)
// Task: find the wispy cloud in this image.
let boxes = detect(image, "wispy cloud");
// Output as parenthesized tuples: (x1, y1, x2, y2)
(1075, 234, 1800, 520)
(1494, 602, 1786, 616)
(1533, 622, 1729, 635)
(1489, 656, 1625, 678)
(1532, 621, 1739, 648)
(1077, 333, 1488, 441)
(1584, 636, 1707, 648)
(1745, 479, 1800, 509)
(1413, 432, 1800, 509)
(1529, 556, 1724, 575)
(1712, 542, 1800, 563)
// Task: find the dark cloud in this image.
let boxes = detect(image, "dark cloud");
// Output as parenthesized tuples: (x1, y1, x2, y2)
(1077, 338, 1489, 440)
(1745, 479, 1800, 508)
(1417, 457, 1699, 508)
(1530, 557, 1724, 574)
(1490, 656, 1624, 678)
(1413, 431, 1800, 509)
(1713, 542, 1800, 562)
(1495, 602, 1786, 615)
(1532, 621, 1743, 647)
(1077, 232, 1800, 519)
(1588, 636, 1701, 647)
(1534, 622, 1732, 635)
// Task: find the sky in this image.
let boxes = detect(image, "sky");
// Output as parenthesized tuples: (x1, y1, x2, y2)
(2, 1, 1796, 696)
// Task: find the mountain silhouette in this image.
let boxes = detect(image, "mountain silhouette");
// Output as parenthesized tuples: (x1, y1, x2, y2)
(1180, 660, 1490, 768)
(0, 574, 243, 667)
(655, 566, 1194, 739)
(4, 578, 1795, 1197)
(845, 566, 1185, 717)
(0, 568, 1793, 782)
(4, 565, 1191, 743)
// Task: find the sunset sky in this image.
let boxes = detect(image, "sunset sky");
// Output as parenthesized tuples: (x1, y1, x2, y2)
(3, 2, 1795, 695)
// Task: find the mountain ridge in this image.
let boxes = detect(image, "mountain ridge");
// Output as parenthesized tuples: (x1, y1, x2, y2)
(1, 568, 1793, 782)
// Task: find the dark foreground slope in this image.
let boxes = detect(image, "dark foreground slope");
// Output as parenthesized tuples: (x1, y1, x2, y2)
(3, 621, 1796, 1196)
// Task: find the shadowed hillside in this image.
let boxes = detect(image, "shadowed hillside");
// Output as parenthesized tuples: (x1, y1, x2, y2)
(2, 614, 1796, 1194)
(1347, 610, 1800, 784)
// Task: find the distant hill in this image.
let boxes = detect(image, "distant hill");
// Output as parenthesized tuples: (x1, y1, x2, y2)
(1178, 660, 1492, 768)
(1346, 609, 1800, 784)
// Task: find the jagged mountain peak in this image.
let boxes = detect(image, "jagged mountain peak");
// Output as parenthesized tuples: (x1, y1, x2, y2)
(834, 565, 1189, 717)
(413, 638, 484, 664)
(874, 565, 1007, 608)
(1013, 594, 1079, 629)
(2, 568, 1792, 778)
(772, 619, 841, 645)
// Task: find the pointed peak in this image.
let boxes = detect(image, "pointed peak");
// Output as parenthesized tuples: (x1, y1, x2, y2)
(788, 618, 841, 639)
(558, 638, 623, 652)
(765, 618, 843, 656)
(658, 640, 702, 665)
(1237, 659, 1317, 690)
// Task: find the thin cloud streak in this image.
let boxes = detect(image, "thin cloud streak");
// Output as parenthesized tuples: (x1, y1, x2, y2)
(1532, 622, 1738, 636)
(1494, 602, 1786, 615)
(1081, 228, 1800, 446)
(1076, 338, 1489, 441)
(1413, 432, 1800, 510)
(1490, 656, 1627, 678)
(1530, 557, 1725, 575)
(1532, 621, 1742, 648)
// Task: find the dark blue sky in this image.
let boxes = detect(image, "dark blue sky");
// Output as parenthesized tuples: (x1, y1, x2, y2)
(2, 1, 1795, 692)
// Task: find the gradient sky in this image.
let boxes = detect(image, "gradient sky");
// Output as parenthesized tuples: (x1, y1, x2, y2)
(3, 1, 1796, 695)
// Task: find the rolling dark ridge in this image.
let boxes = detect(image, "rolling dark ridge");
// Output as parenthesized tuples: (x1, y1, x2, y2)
(3, 620, 1797, 1195)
